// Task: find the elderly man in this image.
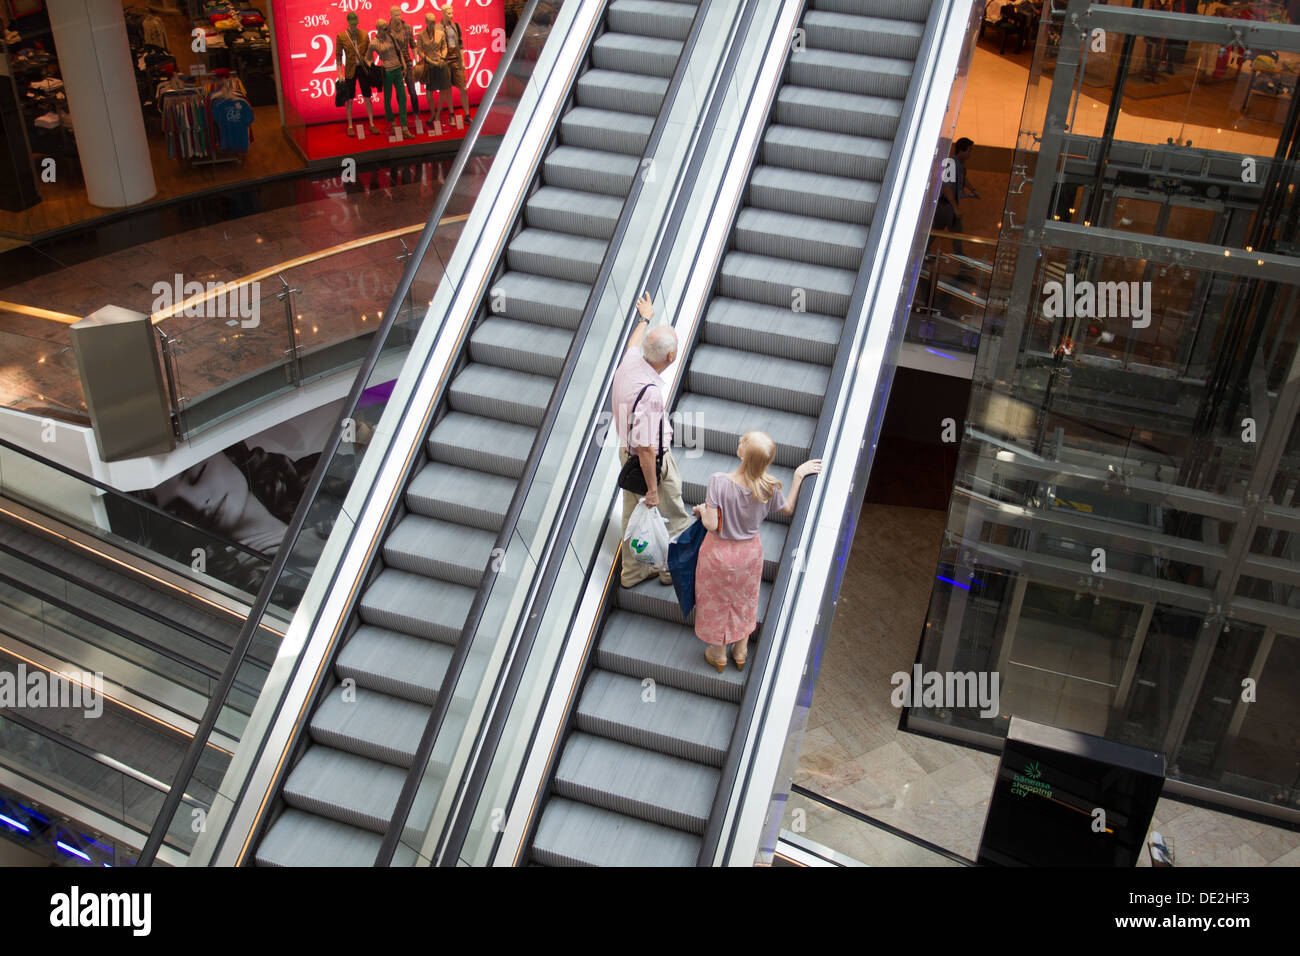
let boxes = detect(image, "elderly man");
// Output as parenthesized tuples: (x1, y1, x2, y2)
(612, 292, 691, 587)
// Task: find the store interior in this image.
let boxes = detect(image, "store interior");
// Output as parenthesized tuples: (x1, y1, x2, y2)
(0, 0, 517, 238)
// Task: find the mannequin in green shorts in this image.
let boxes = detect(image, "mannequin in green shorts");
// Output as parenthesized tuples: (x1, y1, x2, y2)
(372, 18, 410, 134)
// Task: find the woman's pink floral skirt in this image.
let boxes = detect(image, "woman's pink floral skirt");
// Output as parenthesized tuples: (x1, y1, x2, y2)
(694, 532, 762, 646)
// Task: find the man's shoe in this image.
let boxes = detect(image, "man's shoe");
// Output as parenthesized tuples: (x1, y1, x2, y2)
(658, 569, 673, 585)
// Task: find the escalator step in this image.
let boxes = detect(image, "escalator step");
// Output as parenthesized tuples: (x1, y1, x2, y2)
(309, 686, 428, 768)
(255, 809, 386, 866)
(814, 0, 932, 22)
(576, 68, 670, 116)
(384, 515, 496, 588)
(675, 449, 795, 521)
(607, 0, 698, 41)
(471, 316, 573, 377)
(489, 271, 590, 329)
(544, 145, 640, 196)
(788, 48, 914, 100)
(426, 413, 535, 479)
(525, 186, 624, 239)
(448, 363, 555, 427)
(687, 343, 830, 416)
(406, 461, 515, 531)
(803, 10, 925, 60)
(598, 611, 744, 702)
(560, 106, 655, 156)
(762, 124, 892, 182)
(701, 296, 843, 365)
(575, 669, 737, 766)
(336, 626, 454, 707)
(748, 165, 879, 226)
(775, 85, 902, 141)
(590, 32, 683, 79)
(615, 575, 773, 628)
(734, 207, 869, 271)
(359, 569, 475, 643)
(554, 732, 719, 834)
(676, 392, 816, 467)
(718, 251, 855, 315)
(532, 797, 699, 866)
(507, 228, 606, 283)
(280, 748, 406, 833)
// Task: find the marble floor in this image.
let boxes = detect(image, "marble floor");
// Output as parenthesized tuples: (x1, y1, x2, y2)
(0, 156, 487, 423)
(782, 503, 1300, 867)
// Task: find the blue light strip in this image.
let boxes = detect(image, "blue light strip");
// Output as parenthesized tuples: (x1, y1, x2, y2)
(0, 813, 29, 833)
(937, 574, 970, 590)
(56, 841, 91, 862)
(924, 347, 958, 360)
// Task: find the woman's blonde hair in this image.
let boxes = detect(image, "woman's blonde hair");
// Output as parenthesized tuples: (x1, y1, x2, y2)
(738, 431, 782, 503)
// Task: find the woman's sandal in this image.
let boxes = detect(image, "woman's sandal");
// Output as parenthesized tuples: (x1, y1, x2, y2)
(731, 641, 747, 671)
(705, 648, 727, 673)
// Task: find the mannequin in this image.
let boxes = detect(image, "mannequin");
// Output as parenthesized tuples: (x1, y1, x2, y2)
(389, 6, 420, 120)
(371, 18, 411, 135)
(420, 11, 450, 127)
(433, 3, 471, 127)
(335, 11, 379, 137)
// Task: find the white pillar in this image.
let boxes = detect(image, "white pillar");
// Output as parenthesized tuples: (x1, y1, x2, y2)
(47, 0, 156, 207)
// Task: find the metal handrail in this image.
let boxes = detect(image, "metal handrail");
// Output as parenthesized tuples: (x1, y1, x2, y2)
(136, 0, 546, 867)
(432, 0, 765, 868)
(788, 783, 976, 866)
(696, 0, 961, 866)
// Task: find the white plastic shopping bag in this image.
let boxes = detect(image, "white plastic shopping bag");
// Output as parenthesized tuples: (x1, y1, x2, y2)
(624, 500, 670, 569)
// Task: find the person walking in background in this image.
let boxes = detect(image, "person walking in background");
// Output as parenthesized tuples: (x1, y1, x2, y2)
(692, 432, 821, 672)
(612, 292, 691, 588)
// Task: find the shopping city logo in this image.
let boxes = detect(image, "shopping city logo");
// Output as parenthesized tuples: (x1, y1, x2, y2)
(890, 665, 1000, 718)
(151, 274, 260, 328)
(0, 663, 103, 719)
(1042, 273, 1152, 329)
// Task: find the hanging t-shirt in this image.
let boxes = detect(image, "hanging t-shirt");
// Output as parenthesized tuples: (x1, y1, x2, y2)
(212, 96, 254, 152)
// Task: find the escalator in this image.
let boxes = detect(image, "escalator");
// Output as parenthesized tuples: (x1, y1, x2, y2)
(527, 0, 935, 866)
(252, 0, 709, 867)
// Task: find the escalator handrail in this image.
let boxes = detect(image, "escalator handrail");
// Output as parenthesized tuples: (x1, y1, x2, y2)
(696, 0, 964, 866)
(0, 435, 265, 563)
(373, 0, 722, 867)
(0, 537, 243, 655)
(435, 0, 771, 867)
(136, 0, 549, 867)
(788, 783, 976, 866)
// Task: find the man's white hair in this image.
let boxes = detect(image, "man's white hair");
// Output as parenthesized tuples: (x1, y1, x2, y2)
(642, 326, 677, 365)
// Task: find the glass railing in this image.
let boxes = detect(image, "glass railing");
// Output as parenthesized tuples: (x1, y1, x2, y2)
(778, 785, 972, 867)
(0, 711, 210, 863)
(909, 232, 999, 355)
(139, 0, 571, 865)
(439, 0, 788, 868)
(0, 324, 86, 424)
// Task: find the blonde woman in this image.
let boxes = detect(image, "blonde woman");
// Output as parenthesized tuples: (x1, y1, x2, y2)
(692, 432, 822, 672)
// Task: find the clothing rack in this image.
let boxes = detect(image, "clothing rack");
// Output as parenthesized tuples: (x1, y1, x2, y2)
(156, 73, 250, 165)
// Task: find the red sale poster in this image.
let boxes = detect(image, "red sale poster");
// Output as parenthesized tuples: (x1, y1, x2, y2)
(271, 0, 506, 128)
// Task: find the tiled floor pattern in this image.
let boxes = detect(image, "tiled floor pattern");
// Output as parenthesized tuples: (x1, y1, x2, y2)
(784, 504, 1300, 866)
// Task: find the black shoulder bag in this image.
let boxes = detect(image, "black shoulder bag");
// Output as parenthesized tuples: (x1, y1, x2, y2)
(617, 383, 664, 495)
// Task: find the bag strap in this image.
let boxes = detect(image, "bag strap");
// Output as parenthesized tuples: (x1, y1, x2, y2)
(626, 383, 665, 479)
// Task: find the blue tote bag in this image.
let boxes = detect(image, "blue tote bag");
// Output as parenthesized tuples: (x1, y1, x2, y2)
(667, 519, 707, 617)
